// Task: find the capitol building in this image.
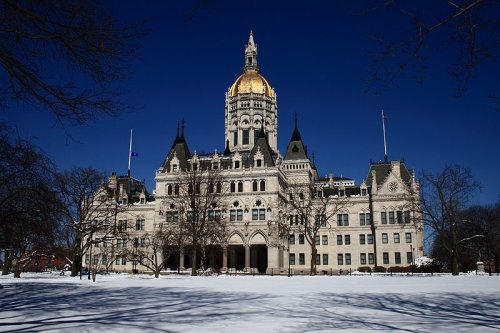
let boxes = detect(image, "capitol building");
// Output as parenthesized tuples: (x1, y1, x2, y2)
(89, 33, 423, 275)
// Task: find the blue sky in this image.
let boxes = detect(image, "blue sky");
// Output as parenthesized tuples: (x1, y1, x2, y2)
(3, 1, 498, 205)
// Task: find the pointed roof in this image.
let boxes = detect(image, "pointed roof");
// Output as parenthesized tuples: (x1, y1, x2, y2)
(248, 125, 275, 167)
(162, 121, 191, 171)
(365, 160, 412, 188)
(284, 114, 308, 160)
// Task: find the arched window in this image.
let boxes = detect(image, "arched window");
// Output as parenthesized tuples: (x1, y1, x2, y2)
(188, 184, 193, 195)
(216, 182, 222, 193)
(167, 185, 172, 195)
(208, 182, 214, 193)
(252, 180, 258, 192)
(174, 185, 179, 195)
(230, 182, 235, 193)
(238, 181, 243, 192)
(260, 180, 266, 191)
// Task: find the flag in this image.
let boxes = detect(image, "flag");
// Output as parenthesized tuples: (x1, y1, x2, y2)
(131, 152, 139, 157)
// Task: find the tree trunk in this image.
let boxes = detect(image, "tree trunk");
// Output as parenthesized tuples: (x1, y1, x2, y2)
(2, 252, 12, 275)
(451, 250, 459, 275)
(310, 246, 317, 276)
(71, 253, 82, 277)
(14, 261, 21, 278)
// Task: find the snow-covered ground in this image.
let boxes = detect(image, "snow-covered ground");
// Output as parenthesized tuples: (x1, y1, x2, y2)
(1, 272, 499, 332)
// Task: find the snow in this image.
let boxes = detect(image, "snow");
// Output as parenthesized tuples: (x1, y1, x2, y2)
(1, 272, 499, 332)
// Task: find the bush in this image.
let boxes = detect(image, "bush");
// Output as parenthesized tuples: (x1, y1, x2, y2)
(373, 266, 386, 273)
(387, 266, 412, 273)
(358, 266, 372, 273)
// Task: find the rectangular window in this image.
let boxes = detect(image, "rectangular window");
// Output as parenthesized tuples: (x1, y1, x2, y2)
(290, 253, 295, 265)
(254, 129, 260, 142)
(394, 233, 400, 243)
(404, 211, 411, 224)
(397, 211, 403, 224)
(289, 234, 295, 245)
(337, 253, 343, 265)
(316, 254, 321, 265)
(405, 232, 412, 243)
(259, 208, 265, 220)
(315, 214, 327, 227)
(360, 253, 366, 265)
(337, 235, 343, 245)
(367, 234, 374, 244)
(359, 234, 366, 245)
(230, 210, 236, 222)
(252, 209, 258, 220)
(383, 252, 389, 265)
(315, 235, 320, 245)
(345, 253, 351, 265)
(299, 253, 305, 265)
(395, 252, 401, 264)
(115, 255, 120, 265)
(233, 131, 238, 146)
(359, 213, 371, 226)
(234, 160, 240, 169)
(116, 239, 122, 248)
(345, 235, 351, 245)
(299, 234, 305, 244)
(381, 211, 387, 224)
(121, 256, 127, 265)
(389, 211, 395, 224)
(237, 209, 243, 221)
(368, 253, 374, 265)
(337, 214, 349, 226)
(407, 252, 413, 265)
(322, 235, 328, 245)
(118, 219, 127, 231)
(323, 254, 329, 265)
(242, 129, 249, 145)
(136, 219, 145, 231)
(382, 233, 388, 244)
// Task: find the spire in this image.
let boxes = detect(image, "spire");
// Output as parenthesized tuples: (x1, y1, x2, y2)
(223, 139, 231, 156)
(181, 119, 185, 139)
(244, 31, 259, 72)
(176, 121, 180, 139)
(258, 121, 266, 138)
(291, 112, 302, 141)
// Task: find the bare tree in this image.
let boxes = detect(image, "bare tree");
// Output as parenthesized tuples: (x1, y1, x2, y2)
(421, 164, 481, 275)
(0, 0, 142, 127)
(363, 1, 499, 102)
(461, 202, 500, 274)
(168, 165, 227, 276)
(287, 181, 350, 275)
(0, 126, 62, 277)
(123, 225, 178, 278)
(55, 167, 120, 277)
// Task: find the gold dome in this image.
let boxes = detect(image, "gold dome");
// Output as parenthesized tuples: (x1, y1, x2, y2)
(229, 70, 274, 97)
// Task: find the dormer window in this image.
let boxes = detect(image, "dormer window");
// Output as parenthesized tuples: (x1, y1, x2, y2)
(234, 160, 240, 169)
(172, 164, 178, 172)
(361, 188, 367, 196)
(256, 159, 262, 167)
(140, 198, 145, 204)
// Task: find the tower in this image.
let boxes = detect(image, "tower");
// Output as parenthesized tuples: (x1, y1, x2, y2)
(225, 32, 278, 155)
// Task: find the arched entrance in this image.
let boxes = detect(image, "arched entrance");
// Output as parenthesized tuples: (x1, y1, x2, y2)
(250, 232, 268, 273)
(227, 233, 245, 271)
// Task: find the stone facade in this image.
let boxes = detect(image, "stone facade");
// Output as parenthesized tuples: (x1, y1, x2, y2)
(88, 33, 423, 274)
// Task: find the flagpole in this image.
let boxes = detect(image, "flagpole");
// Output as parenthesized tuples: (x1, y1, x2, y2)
(128, 129, 133, 177)
(382, 110, 388, 162)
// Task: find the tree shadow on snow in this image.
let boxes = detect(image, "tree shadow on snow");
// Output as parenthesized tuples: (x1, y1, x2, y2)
(279, 292, 500, 333)
(0, 282, 267, 332)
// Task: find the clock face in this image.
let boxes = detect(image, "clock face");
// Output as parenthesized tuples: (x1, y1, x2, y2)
(388, 181, 398, 192)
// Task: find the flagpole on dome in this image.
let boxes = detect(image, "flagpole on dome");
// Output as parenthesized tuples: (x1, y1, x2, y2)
(128, 129, 133, 177)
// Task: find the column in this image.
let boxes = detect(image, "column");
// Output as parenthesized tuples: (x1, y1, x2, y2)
(245, 244, 250, 271)
(222, 245, 228, 271)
